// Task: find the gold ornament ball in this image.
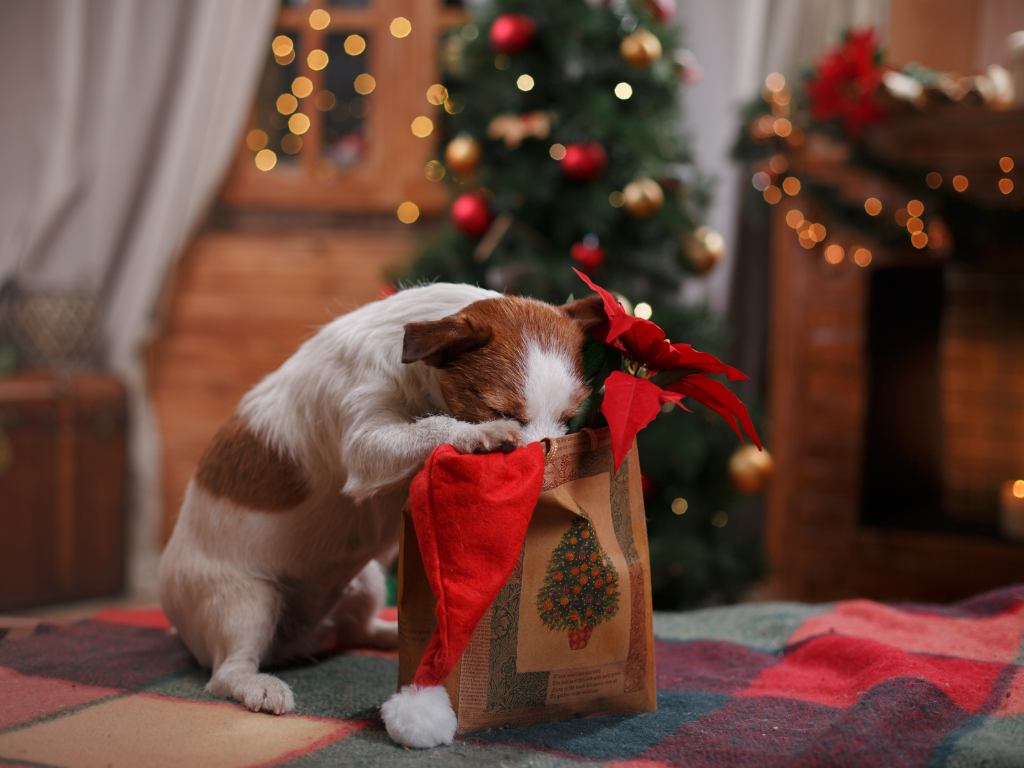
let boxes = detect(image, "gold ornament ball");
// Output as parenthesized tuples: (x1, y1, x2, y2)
(444, 134, 481, 176)
(622, 178, 664, 217)
(729, 444, 775, 495)
(620, 29, 663, 67)
(684, 225, 726, 274)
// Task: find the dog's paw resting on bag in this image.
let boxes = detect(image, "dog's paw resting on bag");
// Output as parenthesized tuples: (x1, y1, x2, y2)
(158, 284, 604, 744)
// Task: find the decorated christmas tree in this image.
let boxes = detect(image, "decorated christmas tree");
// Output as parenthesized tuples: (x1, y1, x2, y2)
(536, 515, 620, 650)
(397, 0, 766, 608)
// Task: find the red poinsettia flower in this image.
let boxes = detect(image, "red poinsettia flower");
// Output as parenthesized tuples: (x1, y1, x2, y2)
(805, 29, 887, 138)
(574, 269, 761, 470)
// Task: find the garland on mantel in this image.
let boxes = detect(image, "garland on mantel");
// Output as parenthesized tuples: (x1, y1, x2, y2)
(732, 29, 1023, 268)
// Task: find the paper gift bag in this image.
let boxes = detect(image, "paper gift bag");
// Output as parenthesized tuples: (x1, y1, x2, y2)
(397, 427, 656, 734)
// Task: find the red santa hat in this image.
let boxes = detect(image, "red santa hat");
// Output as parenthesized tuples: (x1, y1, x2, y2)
(381, 442, 545, 748)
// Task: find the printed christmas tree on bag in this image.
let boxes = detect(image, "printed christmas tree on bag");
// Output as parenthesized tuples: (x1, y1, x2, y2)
(536, 515, 620, 651)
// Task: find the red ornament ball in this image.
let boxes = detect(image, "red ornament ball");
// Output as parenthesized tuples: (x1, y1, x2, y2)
(560, 142, 607, 182)
(450, 194, 492, 237)
(570, 241, 605, 271)
(644, 0, 676, 22)
(489, 14, 537, 55)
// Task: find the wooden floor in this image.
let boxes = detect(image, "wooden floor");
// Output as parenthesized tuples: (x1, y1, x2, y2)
(148, 228, 414, 541)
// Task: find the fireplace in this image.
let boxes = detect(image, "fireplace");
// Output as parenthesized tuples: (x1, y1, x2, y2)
(764, 208, 1024, 603)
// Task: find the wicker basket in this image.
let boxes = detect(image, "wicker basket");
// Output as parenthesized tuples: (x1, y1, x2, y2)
(0, 283, 102, 369)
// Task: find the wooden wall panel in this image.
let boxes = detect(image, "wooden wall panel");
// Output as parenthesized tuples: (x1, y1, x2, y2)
(149, 229, 413, 541)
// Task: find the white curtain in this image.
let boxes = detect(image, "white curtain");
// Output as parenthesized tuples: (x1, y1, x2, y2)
(675, 0, 891, 313)
(0, 0, 278, 593)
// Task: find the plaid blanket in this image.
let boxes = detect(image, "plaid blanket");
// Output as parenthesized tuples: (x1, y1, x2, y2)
(1, 587, 1022, 767)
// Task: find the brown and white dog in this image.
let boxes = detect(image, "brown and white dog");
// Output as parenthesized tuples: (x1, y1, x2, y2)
(158, 283, 603, 747)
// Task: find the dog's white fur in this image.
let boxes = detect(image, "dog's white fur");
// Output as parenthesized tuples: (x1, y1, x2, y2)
(158, 283, 588, 746)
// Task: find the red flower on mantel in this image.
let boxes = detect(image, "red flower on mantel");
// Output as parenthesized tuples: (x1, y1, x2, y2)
(805, 29, 887, 137)
(574, 269, 761, 471)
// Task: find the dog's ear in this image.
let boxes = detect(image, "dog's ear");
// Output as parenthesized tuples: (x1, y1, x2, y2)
(402, 314, 492, 367)
(561, 295, 607, 335)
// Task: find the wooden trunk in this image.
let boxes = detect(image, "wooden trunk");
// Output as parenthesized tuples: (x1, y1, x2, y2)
(0, 372, 127, 611)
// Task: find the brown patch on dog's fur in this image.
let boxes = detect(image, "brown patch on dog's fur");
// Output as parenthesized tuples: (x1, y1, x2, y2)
(404, 296, 599, 424)
(195, 414, 309, 511)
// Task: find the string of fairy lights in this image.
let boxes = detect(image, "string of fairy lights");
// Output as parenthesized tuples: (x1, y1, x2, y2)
(748, 72, 1018, 267)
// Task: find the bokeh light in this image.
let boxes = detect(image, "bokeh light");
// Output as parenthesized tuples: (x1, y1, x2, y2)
(782, 177, 801, 195)
(517, 74, 535, 91)
(911, 231, 929, 248)
(853, 247, 872, 267)
(292, 77, 313, 99)
(411, 116, 434, 137)
(824, 244, 844, 264)
(308, 49, 329, 70)
(549, 143, 566, 160)
(424, 160, 445, 181)
(785, 209, 804, 228)
(255, 149, 277, 171)
(864, 197, 882, 215)
(671, 498, 688, 515)
(763, 185, 782, 204)
(272, 35, 293, 57)
(952, 175, 968, 192)
(246, 129, 267, 151)
(390, 17, 412, 38)
(769, 155, 788, 174)
(765, 72, 786, 93)
(1000, 179, 1014, 194)
(615, 82, 632, 99)
(276, 93, 298, 115)
(426, 84, 448, 105)
(634, 302, 653, 320)
(397, 202, 420, 223)
(288, 113, 310, 135)
(281, 134, 302, 154)
(314, 90, 336, 111)
(1000, 157, 1014, 173)
(926, 172, 942, 189)
(354, 74, 376, 95)
(309, 9, 330, 30)
(344, 35, 366, 55)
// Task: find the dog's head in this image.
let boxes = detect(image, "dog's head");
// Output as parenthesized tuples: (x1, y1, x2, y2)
(402, 295, 606, 444)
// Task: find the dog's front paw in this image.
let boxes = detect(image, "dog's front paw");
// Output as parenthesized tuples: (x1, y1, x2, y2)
(453, 419, 522, 455)
(208, 671, 295, 715)
(237, 673, 295, 715)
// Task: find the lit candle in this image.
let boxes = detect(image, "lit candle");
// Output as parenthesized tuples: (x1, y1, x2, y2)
(999, 480, 1024, 541)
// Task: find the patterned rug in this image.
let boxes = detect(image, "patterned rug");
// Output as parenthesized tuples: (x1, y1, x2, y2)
(1, 587, 1022, 767)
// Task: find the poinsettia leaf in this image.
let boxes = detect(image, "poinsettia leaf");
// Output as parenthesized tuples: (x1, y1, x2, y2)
(657, 388, 691, 411)
(667, 376, 762, 449)
(573, 268, 637, 344)
(664, 344, 749, 380)
(600, 371, 666, 472)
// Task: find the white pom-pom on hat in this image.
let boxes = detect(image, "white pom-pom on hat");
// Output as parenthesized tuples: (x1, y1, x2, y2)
(381, 684, 457, 748)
